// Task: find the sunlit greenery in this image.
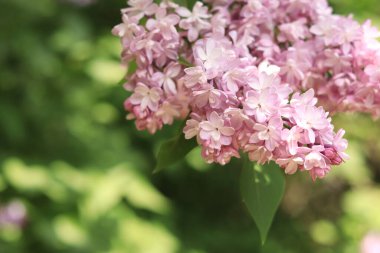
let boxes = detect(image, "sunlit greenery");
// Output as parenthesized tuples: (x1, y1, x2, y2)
(1, 0, 380, 252)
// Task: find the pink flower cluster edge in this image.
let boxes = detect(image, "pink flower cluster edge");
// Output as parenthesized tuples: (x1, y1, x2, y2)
(110, 0, 380, 180)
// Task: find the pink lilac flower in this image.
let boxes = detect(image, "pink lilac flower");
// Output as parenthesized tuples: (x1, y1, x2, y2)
(176, 2, 211, 42)
(276, 156, 304, 175)
(129, 83, 162, 111)
(156, 101, 181, 124)
(183, 66, 207, 88)
(113, 0, 360, 179)
(184, 116, 201, 140)
(184, 56, 347, 180)
(193, 38, 235, 79)
(222, 68, 247, 93)
(146, 7, 180, 40)
(112, 15, 142, 42)
(199, 111, 235, 149)
(281, 126, 303, 155)
(192, 86, 227, 109)
(291, 105, 331, 143)
(310, 16, 340, 46)
(152, 63, 182, 94)
(331, 129, 349, 161)
(244, 89, 280, 123)
(304, 150, 327, 171)
(249, 116, 283, 151)
(365, 64, 380, 83)
(248, 62, 281, 91)
(278, 18, 310, 43)
(122, 0, 158, 20)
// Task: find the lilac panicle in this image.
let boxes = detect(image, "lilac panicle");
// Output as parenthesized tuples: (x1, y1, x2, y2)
(112, 0, 380, 179)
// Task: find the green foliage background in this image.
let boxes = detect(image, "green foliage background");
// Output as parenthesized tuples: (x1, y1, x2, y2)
(0, 0, 380, 252)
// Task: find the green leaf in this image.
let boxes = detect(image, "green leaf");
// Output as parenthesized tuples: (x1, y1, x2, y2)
(240, 155, 285, 245)
(154, 130, 197, 173)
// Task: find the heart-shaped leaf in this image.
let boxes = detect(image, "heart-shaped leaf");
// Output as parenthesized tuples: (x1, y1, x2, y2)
(155, 131, 197, 173)
(240, 156, 285, 245)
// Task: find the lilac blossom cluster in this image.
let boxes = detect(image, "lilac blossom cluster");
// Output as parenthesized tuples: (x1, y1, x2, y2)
(238, 0, 380, 117)
(112, 0, 363, 179)
(113, 1, 192, 133)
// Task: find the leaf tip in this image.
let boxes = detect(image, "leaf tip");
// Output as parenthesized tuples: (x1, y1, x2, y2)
(260, 234, 267, 246)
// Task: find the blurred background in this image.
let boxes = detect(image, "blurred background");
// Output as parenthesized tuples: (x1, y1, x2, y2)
(1, 0, 380, 252)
